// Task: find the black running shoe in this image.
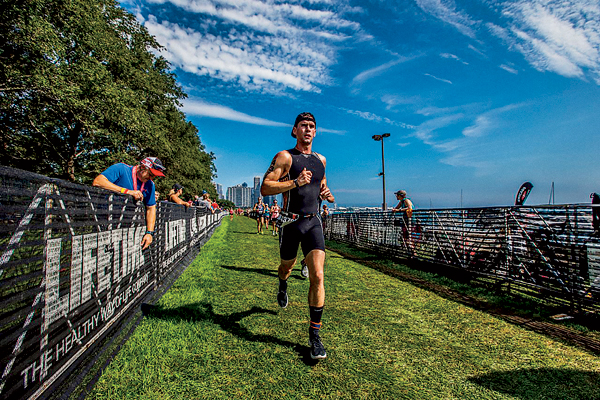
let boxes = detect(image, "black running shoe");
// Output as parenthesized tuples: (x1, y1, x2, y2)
(277, 290, 288, 308)
(309, 333, 327, 359)
(300, 259, 309, 279)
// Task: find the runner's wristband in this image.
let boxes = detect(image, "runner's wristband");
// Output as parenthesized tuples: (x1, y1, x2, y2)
(145, 230, 155, 236)
(120, 187, 129, 194)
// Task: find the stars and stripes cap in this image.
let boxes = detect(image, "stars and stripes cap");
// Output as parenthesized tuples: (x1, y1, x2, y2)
(140, 157, 166, 177)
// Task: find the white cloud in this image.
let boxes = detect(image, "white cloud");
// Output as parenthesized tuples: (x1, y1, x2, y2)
(415, 0, 477, 38)
(462, 103, 525, 138)
(139, 0, 368, 93)
(417, 0, 600, 84)
(499, 64, 518, 74)
(148, 0, 362, 35)
(182, 98, 344, 134)
(144, 16, 331, 93)
(491, 0, 600, 84)
(411, 103, 526, 174)
(344, 109, 416, 129)
(412, 113, 464, 144)
(424, 73, 453, 84)
(319, 127, 346, 135)
(380, 94, 420, 110)
(182, 98, 289, 126)
(440, 52, 469, 65)
(467, 44, 487, 58)
(351, 61, 394, 85)
(462, 115, 491, 138)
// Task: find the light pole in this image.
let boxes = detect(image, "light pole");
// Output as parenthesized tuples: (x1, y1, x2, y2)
(372, 133, 390, 210)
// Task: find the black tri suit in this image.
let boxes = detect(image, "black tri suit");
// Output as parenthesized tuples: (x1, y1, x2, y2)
(279, 148, 326, 261)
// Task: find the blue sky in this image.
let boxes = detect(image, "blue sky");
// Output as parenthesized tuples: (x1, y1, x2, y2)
(119, 0, 600, 208)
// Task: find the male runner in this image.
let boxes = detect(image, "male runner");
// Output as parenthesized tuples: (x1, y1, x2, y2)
(261, 112, 335, 360)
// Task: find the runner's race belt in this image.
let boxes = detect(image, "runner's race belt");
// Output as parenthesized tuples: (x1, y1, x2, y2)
(276, 211, 318, 228)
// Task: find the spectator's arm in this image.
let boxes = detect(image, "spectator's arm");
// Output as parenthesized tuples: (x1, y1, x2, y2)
(93, 174, 143, 201)
(141, 205, 156, 250)
(93, 174, 122, 193)
(170, 194, 188, 206)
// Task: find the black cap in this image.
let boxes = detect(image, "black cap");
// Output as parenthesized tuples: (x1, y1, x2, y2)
(173, 183, 184, 191)
(291, 112, 316, 138)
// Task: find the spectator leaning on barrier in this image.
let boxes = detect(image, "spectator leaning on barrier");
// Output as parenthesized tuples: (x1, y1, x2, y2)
(321, 204, 329, 230)
(168, 183, 188, 207)
(392, 189, 414, 254)
(92, 157, 165, 250)
(200, 192, 215, 213)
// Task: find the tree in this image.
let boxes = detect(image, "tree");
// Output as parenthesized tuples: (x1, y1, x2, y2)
(0, 0, 216, 187)
(216, 199, 236, 210)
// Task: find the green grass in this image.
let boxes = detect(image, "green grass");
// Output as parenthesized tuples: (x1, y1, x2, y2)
(88, 216, 600, 399)
(325, 240, 600, 339)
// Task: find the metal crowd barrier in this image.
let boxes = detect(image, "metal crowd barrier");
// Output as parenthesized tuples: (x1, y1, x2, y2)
(0, 166, 223, 399)
(324, 206, 600, 314)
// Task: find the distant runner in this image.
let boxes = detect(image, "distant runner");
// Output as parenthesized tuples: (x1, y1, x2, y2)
(270, 199, 281, 236)
(254, 197, 266, 234)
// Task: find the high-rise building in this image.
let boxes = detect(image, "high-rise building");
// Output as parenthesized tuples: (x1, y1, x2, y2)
(263, 195, 274, 206)
(227, 182, 252, 207)
(252, 176, 261, 205)
(213, 183, 224, 199)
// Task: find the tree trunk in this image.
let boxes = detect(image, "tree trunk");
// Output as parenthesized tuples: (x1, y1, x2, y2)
(66, 122, 83, 181)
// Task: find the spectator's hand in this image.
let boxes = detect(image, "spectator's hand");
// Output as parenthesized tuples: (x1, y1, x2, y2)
(129, 190, 144, 201)
(297, 168, 312, 186)
(141, 233, 153, 250)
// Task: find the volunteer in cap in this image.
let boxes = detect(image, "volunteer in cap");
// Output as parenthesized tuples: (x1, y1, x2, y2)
(93, 157, 166, 249)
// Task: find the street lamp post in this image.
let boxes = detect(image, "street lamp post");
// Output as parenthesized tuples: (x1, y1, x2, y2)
(372, 133, 391, 210)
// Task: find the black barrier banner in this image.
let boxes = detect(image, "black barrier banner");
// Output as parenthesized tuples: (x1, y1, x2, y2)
(0, 166, 222, 399)
(325, 205, 600, 314)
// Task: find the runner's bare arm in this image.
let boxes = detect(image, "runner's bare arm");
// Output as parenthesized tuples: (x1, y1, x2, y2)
(261, 151, 297, 196)
(317, 155, 335, 203)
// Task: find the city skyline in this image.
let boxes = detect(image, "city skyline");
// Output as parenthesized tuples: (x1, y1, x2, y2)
(120, 0, 600, 208)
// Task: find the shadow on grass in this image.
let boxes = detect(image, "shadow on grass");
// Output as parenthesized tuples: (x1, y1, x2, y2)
(229, 231, 258, 235)
(140, 302, 319, 366)
(220, 265, 306, 281)
(468, 368, 600, 399)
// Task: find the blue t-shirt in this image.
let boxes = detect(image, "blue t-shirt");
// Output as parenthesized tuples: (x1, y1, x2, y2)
(100, 163, 156, 206)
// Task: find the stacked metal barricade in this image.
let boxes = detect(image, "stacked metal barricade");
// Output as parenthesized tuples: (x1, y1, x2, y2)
(325, 206, 600, 314)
